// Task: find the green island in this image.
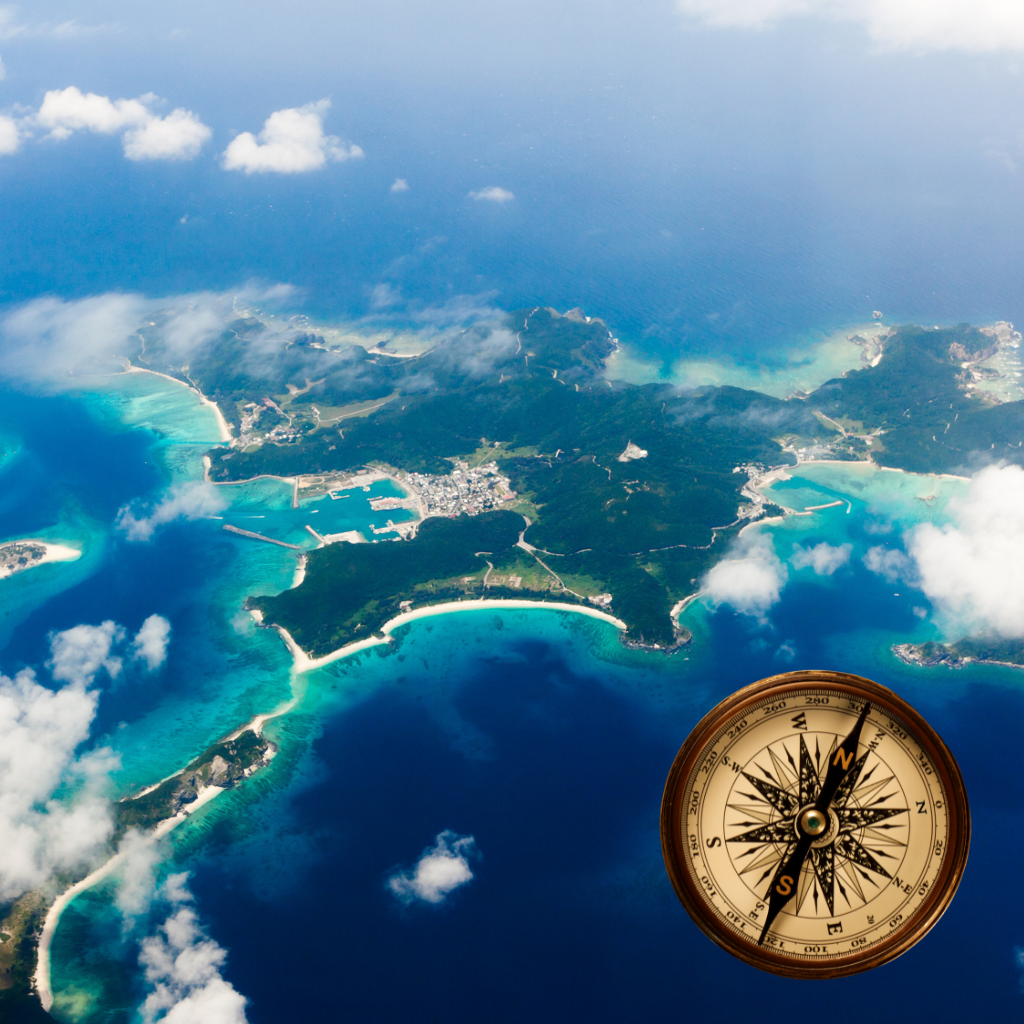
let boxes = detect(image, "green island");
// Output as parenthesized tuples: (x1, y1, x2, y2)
(894, 636, 1024, 671)
(143, 309, 1024, 657)
(0, 730, 273, 1019)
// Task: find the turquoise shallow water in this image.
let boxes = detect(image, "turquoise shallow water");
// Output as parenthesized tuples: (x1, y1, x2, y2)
(1, 376, 1020, 1021)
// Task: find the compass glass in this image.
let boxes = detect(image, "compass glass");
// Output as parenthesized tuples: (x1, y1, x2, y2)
(662, 672, 969, 977)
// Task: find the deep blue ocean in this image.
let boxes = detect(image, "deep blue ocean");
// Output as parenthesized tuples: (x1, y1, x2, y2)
(1, 368, 1022, 1023)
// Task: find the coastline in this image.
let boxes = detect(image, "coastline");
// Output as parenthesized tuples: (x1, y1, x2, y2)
(36, 704, 286, 1010)
(34, 596, 632, 998)
(266, 599, 630, 674)
(123, 364, 232, 443)
(892, 643, 1024, 673)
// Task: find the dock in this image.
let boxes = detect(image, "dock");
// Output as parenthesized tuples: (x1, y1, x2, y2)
(223, 524, 302, 550)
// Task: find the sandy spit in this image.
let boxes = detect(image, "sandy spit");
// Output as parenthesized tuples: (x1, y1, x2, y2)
(0, 542, 81, 580)
(35, 786, 228, 1011)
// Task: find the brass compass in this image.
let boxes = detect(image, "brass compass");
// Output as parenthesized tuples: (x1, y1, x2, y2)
(661, 670, 970, 978)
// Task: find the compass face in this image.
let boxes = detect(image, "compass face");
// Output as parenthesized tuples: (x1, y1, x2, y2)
(661, 671, 970, 978)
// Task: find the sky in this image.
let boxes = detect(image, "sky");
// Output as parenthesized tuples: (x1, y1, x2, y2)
(3, 1, 1024, 349)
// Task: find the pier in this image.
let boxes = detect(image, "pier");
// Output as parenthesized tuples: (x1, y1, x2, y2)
(223, 524, 303, 550)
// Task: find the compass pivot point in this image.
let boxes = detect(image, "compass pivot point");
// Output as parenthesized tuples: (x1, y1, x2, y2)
(798, 807, 828, 837)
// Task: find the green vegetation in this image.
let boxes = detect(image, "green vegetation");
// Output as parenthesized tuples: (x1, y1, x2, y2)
(0, 892, 47, 1018)
(254, 511, 526, 655)
(131, 318, 405, 432)
(243, 327, 823, 647)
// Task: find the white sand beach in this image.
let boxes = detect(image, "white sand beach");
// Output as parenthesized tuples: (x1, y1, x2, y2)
(124, 364, 232, 442)
(271, 599, 629, 674)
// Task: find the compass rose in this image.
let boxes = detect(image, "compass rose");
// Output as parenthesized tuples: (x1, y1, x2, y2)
(726, 719, 908, 922)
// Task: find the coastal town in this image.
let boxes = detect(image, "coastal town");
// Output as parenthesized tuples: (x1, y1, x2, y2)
(400, 460, 517, 518)
(289, 459, 517, 534)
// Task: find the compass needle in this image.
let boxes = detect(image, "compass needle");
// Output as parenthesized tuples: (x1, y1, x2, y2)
(662, 671, 970, 977)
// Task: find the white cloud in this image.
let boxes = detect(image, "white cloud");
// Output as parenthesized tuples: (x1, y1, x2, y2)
(47, 616, 170, 693)
(37, 86, 149, 136)
(775, 640, 797, 662)
(909, 464, 1024, 636)
(117, 482, 228, 542)
(469, 186, 514, 203)
(115, 830, 164, 928)
(676, 0, 1024, 53)
(123, 109, 211, 162)
(390, 177, 409, 192)
(0, 115, 17, 154)
(388, 830, 478, 905)
(0, 7, 114, 40)
(139, 876, 249, 1024)
(222, 100, 363, 174)
(371, 282, 401, 308)
(133, 615, 172, 671)
(0, 292, 147, 381)
(35, 87, 210, 160)
(0, 666, 115, 899)
(49, 621, 125, 687)
(791, 541, 852, 575)
(863, 545, 913, 584)
(703, 531, 787, 617)
(0, 285, 300, 386)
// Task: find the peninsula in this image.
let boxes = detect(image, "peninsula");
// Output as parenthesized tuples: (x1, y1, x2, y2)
(0, 727, 275, 1019)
